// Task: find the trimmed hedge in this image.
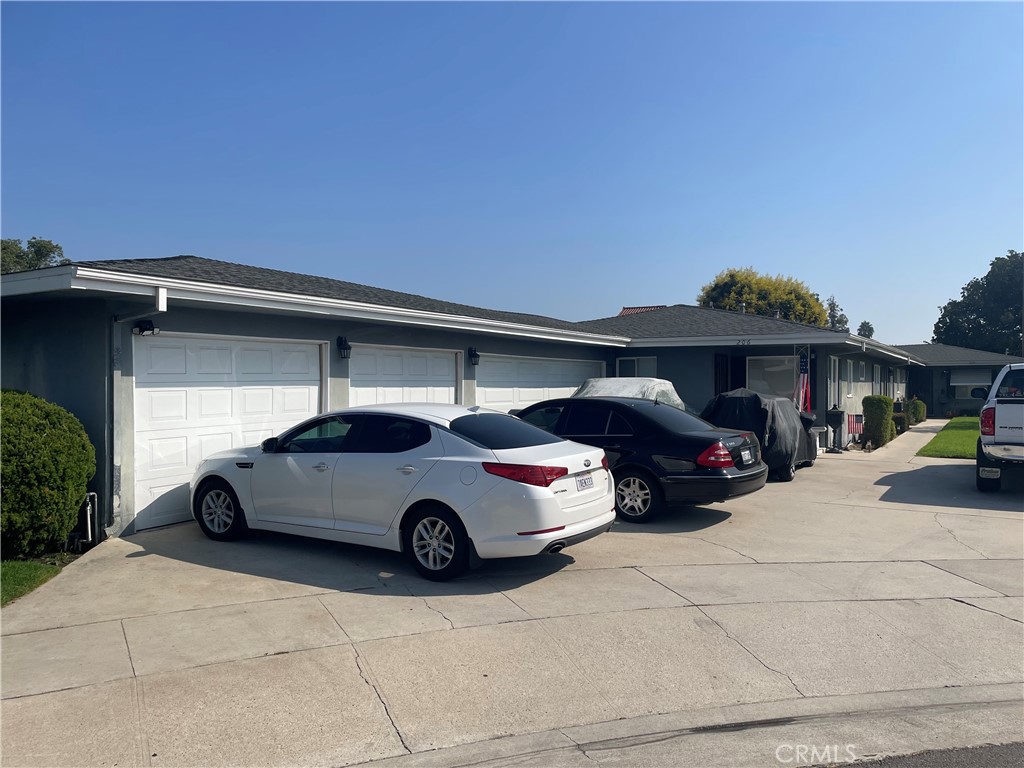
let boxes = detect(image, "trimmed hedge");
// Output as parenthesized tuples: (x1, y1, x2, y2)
(892, 412, 908, 434)
(862, 394, 896, 448)
(1, 390, 96, 558)
(908, 398, 926, 425)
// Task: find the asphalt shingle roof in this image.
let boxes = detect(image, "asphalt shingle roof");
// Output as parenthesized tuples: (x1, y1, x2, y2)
(577, 304, 850, 339)
(74, 256, 603, 335)
(894, 343, 1024, 366)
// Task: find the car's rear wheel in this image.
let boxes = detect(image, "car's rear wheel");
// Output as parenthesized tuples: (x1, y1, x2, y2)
(976, 442, 1001, 493)
(403, 506, 469, 581)
(194, 479, 249, 541)
(614, 470, 662, 523)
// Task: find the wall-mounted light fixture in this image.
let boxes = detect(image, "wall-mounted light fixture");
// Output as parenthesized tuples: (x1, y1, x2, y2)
(131, 319, 160, 336)
(336, 336, 352, 359)
(468, 347, 480, 366)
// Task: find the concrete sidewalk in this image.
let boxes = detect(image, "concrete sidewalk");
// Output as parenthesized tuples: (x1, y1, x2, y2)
(2, 419, 1021, 767)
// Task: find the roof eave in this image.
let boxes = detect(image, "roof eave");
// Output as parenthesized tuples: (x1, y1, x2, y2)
(3, 266, 630, 347)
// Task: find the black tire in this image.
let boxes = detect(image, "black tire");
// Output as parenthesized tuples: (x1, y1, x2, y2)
(614, 469, 663, 523)
(403, 505, 469, 581)
(193, 479, 249, 541)
(976, 442, 1001, 493)
(773, 463, 797, 482)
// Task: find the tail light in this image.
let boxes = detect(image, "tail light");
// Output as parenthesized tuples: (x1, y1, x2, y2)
(601, 455, 610, 471)
(696, 441, 735, 468)
(482, 462, 568, 487)
(980, 406, 995, 436)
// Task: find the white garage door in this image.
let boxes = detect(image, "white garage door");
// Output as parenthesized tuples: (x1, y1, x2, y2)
(349, 346, 457, 405)
(133, 335, 322, 530)
(476, 355, 605, 413)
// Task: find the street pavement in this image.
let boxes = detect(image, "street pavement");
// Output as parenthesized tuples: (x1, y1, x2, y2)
(2, 420, 1021, 767)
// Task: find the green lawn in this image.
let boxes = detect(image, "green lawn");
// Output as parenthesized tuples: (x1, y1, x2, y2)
(916, 416, 979, 459)
(1, 560, 61, 606)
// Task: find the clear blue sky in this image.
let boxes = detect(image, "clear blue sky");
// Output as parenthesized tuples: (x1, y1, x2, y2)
(3, 1, 1021, 345)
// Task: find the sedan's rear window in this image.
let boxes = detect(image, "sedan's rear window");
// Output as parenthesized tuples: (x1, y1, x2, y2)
(449, 413, 564, 450)
(631, 401, 715, 433)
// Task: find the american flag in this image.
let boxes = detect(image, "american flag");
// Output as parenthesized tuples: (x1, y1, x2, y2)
(848, 414, 864, 435)
(794, 354, 811, 412)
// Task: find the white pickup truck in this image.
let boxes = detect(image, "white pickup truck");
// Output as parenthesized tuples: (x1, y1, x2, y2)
(972, 362, 1024, 492)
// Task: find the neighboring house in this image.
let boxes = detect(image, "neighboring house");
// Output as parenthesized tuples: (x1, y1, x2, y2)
(896, 343, 1024, 417)
(1, 256, 924, 537)
(576, 304, 922, 422)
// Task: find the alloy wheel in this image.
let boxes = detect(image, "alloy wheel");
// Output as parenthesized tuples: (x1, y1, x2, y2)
(412, 517, 456, 571)
(202, 489, 235, 533)
(616, 476, 652, 517)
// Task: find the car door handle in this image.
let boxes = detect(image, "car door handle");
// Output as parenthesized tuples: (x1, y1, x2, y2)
(396, 465, 419, 474)
(604, 444, 621, 450)
(312, 463, 330, 472)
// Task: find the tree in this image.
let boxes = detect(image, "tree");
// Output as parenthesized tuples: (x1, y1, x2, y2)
(1, 237, 69, 274)
(933, 250, 1023, 355)
(825, 295, 848, 331)
(857, 321, 875, 339)
(697, 267, 827, 326)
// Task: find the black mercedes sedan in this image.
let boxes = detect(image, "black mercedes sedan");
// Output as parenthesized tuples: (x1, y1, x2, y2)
(516, 397, 768, 522)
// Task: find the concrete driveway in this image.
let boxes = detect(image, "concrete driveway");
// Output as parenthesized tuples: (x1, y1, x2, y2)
(2, 420, 1022, 767)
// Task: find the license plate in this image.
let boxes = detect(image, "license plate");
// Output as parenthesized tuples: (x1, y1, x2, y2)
(741, 448, 752, 464)
(576, 472, 594, 491)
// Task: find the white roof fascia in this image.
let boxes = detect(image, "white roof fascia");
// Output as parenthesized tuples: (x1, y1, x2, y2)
(0, 265, 77, 296)
(624, 333, 843, 348)
(625, 334, 924, 364)
(11, 266, 630, 347)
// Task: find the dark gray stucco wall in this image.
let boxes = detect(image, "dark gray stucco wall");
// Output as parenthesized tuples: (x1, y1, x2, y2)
(1, 296, 112, 524)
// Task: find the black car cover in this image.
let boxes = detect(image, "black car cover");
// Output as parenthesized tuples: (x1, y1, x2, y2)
(700, 388, 815, 472)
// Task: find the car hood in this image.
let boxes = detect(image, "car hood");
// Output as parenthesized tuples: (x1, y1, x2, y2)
(204, 445, 262, 463)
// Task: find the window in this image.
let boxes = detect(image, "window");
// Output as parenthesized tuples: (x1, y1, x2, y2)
(281, 416, 359, 453)
(518, 405, 564, 433)
(347, 415, 432, 453)
(607, 412, 634, 436)
(873, 364, 881, 394)
(449, 413, 563, 449)
(996, 371, 1024, 397)
(563, 402, 612, 435)
(846, 361, 853, 396)
(747, 356, 796, 400)
(859, 362, 866, 381)
(617, 357, 657, 377)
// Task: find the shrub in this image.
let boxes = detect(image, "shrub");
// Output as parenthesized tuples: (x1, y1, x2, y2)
(909, 398, 926, 424)
(862, 395, 896, 448)
(1, 390, 95, 558)
(892, 412, 908, 434)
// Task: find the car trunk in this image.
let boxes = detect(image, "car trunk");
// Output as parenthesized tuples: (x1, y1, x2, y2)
(489, 442, 611, 511)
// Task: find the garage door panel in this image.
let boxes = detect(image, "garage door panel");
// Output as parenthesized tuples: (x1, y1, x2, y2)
(477, 355, 604, 413)
(133, 337, 321, 531)
(350, 347, 457, 406)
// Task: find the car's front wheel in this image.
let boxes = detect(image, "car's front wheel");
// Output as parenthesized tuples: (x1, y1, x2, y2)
(976, 442, 1001, 493)
(614, 470, 662, 523)
(403, 505, 469, 581)
(194, 479, 249, 541)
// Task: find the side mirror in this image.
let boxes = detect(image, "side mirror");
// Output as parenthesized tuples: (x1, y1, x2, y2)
(260, 437, 279, 453)
(970, 387, 988, 400)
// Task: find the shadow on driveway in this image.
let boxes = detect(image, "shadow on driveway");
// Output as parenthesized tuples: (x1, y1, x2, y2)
(121, 504, 734, 597)
(874, 463, 1024, 512)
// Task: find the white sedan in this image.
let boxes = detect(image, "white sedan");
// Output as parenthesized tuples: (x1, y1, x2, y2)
(190, 404, 616, 580)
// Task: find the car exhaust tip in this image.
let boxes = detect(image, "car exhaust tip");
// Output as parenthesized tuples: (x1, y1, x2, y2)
(546, 541, 566, 554)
